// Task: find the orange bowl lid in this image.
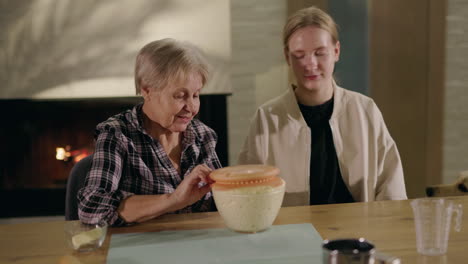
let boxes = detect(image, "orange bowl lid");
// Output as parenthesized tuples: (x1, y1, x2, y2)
(210, 164, 282, 189)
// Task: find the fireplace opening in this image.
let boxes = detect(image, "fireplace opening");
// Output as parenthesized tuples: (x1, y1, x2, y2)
(0, 95, 228, 217)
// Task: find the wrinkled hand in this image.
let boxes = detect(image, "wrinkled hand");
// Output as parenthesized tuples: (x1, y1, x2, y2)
(170, 164, 215, 210)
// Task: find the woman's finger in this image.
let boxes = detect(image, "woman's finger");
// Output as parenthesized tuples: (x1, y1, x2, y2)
(197, 164, 212, 174)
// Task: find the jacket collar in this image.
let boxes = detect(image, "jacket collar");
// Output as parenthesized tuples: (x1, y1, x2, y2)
(282, 81, 346, 125)
(331, 81, 346, 120)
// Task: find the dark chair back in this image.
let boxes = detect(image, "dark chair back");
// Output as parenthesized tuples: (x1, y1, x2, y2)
(65, 154, 93, 220)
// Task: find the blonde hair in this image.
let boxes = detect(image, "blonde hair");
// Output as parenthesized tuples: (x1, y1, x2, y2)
(134, 38, 209, 94)
(283, 6, 339, 51)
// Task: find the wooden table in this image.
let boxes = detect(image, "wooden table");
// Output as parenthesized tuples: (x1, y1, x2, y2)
(2, 196, 468, 264)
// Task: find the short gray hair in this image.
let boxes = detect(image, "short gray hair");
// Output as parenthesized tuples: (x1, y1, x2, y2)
(134, 38, 210, 94)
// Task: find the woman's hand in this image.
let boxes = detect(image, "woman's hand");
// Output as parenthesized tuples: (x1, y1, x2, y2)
(117, 164, 215, 223)
(170, 164, 214, 210)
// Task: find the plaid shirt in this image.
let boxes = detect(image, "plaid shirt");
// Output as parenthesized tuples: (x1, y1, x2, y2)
(78, 103, 222, 226)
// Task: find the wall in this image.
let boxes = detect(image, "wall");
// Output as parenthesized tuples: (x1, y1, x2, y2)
(0, 0, 231, 98)
(443, 0, 468, 182)
(228, 0, 288, 165)
(329, 0, 369, 95)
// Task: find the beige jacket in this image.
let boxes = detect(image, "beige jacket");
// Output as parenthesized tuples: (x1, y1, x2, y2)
(238, 85, 407, 206)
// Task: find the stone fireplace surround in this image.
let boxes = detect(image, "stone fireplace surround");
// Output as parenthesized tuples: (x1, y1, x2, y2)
(0, 95, 228, 217)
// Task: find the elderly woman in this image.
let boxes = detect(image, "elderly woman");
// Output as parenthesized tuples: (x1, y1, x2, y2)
(78, 39, 221, 226)
(238, 7, 407, 206)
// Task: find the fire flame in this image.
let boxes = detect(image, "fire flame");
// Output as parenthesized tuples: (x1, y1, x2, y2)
(56, 145, 90, 163)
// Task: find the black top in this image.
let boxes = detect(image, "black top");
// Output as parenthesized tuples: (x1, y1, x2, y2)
(298, 97, 354, 205)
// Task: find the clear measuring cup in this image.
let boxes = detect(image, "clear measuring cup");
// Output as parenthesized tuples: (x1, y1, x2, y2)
(410, 198, 463, 256)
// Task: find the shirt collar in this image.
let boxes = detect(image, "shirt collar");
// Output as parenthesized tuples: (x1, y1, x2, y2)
(181, 121, 197, 150)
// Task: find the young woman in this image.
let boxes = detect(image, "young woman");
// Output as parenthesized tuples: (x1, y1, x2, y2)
(238, 7, 407, 206)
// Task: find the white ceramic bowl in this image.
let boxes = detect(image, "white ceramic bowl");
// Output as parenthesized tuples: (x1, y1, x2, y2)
(213, 183, 285, 233)
(211, 165, 285, 233)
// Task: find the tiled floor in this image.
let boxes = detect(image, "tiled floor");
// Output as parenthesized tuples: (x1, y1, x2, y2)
(0, 215, 64, 225)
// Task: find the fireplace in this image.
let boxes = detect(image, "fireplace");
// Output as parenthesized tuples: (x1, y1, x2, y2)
(0, 95, 228, 217)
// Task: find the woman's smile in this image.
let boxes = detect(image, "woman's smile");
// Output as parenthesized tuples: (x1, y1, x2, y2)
(176, 115, 192, 123)
(305, 74, 319, 80)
